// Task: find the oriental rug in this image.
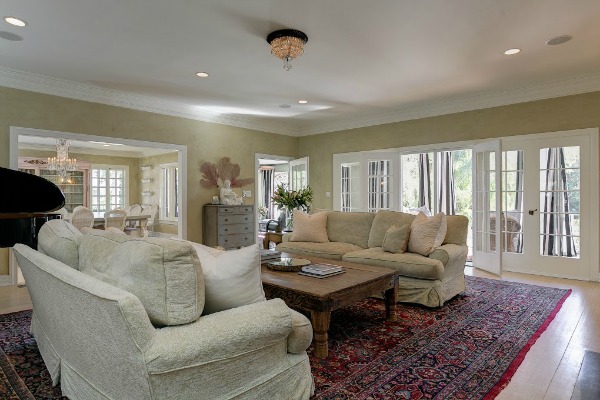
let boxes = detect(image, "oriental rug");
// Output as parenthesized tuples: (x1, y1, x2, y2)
(0, 276, 570, 400)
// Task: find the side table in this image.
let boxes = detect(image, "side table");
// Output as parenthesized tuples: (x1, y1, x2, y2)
(262, 231, 284, 249)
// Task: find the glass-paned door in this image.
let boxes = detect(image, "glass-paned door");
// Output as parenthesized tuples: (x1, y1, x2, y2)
(341, 162, 361, 212)
(363, 153, 398, 212)
(289, 157, 309, 191)
(502, 130, 596, 280)
(472, 140, 501, 275)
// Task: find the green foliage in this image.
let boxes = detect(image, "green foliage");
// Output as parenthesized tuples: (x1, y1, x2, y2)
(271, 184, 313, 212)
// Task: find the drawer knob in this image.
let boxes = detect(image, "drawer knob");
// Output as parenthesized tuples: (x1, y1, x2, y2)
(225, 239, 228, 242)
(224, 228, 228, 231)
(224, 218, 228, 222)
(244, 227, 248, 230)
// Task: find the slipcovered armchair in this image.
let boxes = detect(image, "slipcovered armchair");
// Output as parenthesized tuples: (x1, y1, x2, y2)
(14, 220, 314, 399)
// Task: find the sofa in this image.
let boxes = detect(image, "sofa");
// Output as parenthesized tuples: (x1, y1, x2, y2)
(276, 210, 469, 308)
(13, 219, 314, 400)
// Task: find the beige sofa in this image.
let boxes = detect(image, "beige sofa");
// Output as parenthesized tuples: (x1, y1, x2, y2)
(14, 219, 314, 400)
(277, 210, 469, 308)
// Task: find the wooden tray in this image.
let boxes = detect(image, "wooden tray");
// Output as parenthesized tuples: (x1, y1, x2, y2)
(267, 258, 311, 272)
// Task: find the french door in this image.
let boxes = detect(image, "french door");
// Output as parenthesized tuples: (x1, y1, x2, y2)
(472, 140, 502, 275)
(501, 129, 598, 280)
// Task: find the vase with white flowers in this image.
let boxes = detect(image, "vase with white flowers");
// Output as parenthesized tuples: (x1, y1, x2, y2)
(271, 184, 313, 231)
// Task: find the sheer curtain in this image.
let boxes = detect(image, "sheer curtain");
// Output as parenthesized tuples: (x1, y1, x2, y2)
(542, 147, 577, 257)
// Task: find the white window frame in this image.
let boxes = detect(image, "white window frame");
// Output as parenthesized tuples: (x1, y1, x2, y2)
(90, 164, 129, 213)
(160, 162, 179, 222)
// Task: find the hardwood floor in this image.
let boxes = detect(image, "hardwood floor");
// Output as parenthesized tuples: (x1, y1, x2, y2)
(0, 268, 598, 399)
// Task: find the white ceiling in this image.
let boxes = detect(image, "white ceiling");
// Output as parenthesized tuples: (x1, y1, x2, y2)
(2, 0, 600, 136)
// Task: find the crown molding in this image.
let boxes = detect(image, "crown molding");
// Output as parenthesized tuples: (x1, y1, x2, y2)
(2, 66, 599, 137)
(0, 66, 300, 136)
(298, 73, 600, 135)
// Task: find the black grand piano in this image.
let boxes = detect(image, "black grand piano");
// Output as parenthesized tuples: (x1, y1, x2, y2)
(0, 167, 66, 248)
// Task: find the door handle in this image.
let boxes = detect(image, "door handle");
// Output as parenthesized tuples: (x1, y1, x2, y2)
(528, 208, 538, 215)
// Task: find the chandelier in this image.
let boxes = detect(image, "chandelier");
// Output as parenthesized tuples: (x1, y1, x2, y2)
(47, 139, 77, 180)
(266, 29, 308, 71)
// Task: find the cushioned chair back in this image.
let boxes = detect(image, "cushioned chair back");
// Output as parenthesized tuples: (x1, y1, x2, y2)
(326, 211, 376, 248)
(70, 207, 94, 232)
(105, 209, 127, 231)
(128, 204, 142, 215)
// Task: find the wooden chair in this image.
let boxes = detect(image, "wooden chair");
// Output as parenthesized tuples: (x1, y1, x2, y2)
(70, 207, 94, 232)
(104, 209, 128, 232)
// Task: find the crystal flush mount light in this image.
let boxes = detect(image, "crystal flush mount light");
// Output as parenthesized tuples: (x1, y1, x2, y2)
(266, 29, 308, 71)
(47, 139, 77, 180)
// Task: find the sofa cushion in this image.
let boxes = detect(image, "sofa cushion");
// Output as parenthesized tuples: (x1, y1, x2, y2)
(291, 210, 329, 243)
(190, 243, 266, 315)
(38, 219, 83, 269)
(326, 211, 375, 249)
(276, 241, 363, 260)
(382, 224, 410, 254)
(78, 233, 204, 326)
(443, 215, 469, 245)
(368, 210, 415, 248)
(343, 247, 444, 280)
(407, 212, 447, 256)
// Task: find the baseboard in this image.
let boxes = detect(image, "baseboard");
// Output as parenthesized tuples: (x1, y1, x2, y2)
(0, 275, 12, 286)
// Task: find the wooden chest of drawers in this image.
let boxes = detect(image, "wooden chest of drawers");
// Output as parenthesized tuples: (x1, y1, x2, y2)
(202, 205, 255, 249)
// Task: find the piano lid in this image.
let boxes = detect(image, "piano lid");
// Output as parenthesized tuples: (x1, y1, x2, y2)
(0, 167, 65, 213)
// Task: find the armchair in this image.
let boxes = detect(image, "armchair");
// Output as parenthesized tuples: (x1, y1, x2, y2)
(13, 221, 314, 399)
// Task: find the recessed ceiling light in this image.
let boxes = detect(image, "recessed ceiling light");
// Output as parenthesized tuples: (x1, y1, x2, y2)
(195, 72, 209, 78)
(504, 48, 521, 55)
(546, 35, 572, 46)
(102, 144, 110, 147)
(4, 16, 27, 27)
(298, 100, 308, 104)
(279, 104, 291, 108)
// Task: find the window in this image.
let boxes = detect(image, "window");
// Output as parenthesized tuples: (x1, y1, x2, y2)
(367, 160, 391, 212)
(90, 165, 128, 213)
(160, 163, 179, 221)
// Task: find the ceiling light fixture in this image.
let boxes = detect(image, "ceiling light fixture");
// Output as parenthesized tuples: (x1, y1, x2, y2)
(298, 100, 308, 104)
(47, 139, 77, 180)
(546, 35, 572, 46)
(4, 16, 27, 27)
(195, 72, 209, 78)
(504, 48, 521, 55)
(266, 29, 308, 71)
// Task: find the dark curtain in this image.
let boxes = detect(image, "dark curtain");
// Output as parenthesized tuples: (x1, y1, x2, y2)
(418, 153, 431, 211)
(436, 151, 456, 215)
(542, 147, 577, 257)
(260, 168, 274, 219)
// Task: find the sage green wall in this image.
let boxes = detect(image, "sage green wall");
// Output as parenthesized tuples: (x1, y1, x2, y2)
(18, 149, 141, 206)
(298, 91, 600, 210)
(0, 86, 298, 246)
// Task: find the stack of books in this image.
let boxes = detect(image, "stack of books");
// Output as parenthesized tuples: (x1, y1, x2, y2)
(260, 249, 282, 262)
(299, 264, 344, 278)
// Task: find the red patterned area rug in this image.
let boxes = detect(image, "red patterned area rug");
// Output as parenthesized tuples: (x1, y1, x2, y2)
(308, 276, 570, 399)
(0, 276, 569, 400)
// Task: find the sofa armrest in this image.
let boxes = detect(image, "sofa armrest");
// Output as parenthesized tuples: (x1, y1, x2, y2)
(144, 298, 304, 373)
(429, 244, 467, 266)
(287, 309, 313, 354)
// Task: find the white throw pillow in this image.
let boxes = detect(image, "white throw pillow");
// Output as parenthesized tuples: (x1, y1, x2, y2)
(407, 212, 447, 256)
(291, 210, 329, 242)
(191, 243, 266, 314)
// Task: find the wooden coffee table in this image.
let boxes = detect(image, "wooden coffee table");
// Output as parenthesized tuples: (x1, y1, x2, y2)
(261, 255, 400, 358)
